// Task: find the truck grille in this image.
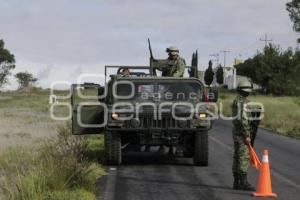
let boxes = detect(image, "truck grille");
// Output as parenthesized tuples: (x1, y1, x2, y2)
(128, 114, 191, 129)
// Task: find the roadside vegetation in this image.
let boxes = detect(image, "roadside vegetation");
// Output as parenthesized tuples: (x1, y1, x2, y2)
(0, 123, 105, 200)
(218, 90, 300, 140)
(0, 89, 105, 200)
(235, 44, 300, 96)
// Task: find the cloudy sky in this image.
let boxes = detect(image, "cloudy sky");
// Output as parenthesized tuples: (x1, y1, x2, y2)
(0, 0, 297, 89)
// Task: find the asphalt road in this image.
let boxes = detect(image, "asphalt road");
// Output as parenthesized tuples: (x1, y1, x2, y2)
(97, 120, 300, 200)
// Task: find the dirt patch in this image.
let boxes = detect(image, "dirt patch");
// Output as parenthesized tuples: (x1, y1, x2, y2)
(0, 118, 63, 151)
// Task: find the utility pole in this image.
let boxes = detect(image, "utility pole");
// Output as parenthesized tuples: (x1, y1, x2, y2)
(220, 50, 230, 68)
(260, 34, 273, 47)
(210, 53, 220, 65)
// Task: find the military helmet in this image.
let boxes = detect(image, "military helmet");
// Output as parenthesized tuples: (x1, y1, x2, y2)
(237, 80, 253, 93)
(166, 46, 179, 53)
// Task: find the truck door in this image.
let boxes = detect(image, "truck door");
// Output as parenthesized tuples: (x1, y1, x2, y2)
(71, 83, 106, 135)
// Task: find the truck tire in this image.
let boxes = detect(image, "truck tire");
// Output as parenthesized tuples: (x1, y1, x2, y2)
(105, 131, 121, 165)
(193, 131, 208, 166)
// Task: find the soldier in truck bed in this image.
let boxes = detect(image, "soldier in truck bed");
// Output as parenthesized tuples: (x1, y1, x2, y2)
(155, 46, 186, 77)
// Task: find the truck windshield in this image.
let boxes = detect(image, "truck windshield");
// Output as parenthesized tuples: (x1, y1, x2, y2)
(116, 82, 202, 101)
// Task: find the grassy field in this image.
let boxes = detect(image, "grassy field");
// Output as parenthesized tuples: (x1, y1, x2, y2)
(0, 89, 105, 200)
(218, 91, 300, 139)
(0, 89, 64, 151)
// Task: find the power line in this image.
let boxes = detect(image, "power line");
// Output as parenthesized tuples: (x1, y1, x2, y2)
(235, 40, 260, 54)
(220, 50, 230, 67)
(260, 34, 273, 46)
(228, 40, 261, 61)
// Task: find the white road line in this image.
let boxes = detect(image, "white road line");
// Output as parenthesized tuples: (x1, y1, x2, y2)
(210, 135, 300, 190)
(100, 168, 117, 200)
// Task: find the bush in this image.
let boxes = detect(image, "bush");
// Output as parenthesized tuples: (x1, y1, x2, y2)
(85, 135, 105, 163)
(0, 124, 105, 200)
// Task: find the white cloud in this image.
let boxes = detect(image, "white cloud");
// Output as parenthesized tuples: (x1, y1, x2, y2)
(0, 0, 297, 89)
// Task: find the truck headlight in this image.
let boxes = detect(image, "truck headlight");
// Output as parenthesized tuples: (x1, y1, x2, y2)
(111, 113, 119, 120)
(199, 113, 206, 119)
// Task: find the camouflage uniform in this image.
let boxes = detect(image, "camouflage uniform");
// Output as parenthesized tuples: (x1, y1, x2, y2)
(160, 56, 186, 77)
(231, 80, 255, 191)
(155, 46, 186, 77)
(232, 95, 251, 174)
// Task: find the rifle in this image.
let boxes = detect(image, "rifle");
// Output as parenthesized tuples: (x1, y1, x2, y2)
(148, 38, 153, 59)
(249, 106, 262, 146)
(148, 38, 156, 75)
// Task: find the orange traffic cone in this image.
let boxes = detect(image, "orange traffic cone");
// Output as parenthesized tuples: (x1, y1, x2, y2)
(252, 149, 277, 198)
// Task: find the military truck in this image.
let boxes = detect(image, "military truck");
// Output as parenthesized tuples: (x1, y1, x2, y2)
(71, 43, 216, 166)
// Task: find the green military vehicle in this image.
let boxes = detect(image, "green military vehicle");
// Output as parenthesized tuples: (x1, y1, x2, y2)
(71, 43, 216, 166)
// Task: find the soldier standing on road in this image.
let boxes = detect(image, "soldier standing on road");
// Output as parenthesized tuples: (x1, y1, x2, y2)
(231, 80, 255, 191)
(155, 46, 186, 77)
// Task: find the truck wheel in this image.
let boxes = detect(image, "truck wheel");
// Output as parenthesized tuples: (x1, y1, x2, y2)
(105, 131, 121, 165)
(193, 131, 208, 166)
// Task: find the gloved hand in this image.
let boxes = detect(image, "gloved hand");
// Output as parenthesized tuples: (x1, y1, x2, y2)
(245, 136, 251, 145)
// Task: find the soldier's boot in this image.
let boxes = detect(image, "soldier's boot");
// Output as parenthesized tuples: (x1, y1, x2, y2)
(233, 173, 240, 190)
(240, 174, 255, 191)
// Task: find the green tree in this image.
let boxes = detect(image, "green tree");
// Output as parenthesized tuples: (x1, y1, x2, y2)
(216, 65, 224, 85)
(236, 44, 300, 96)
(15, 72, 38, 89)
(287, 0, 300, 42)
(204, 60, 214, 86)
(0, 39, 15, 87)
(189, 50, 198, 78)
